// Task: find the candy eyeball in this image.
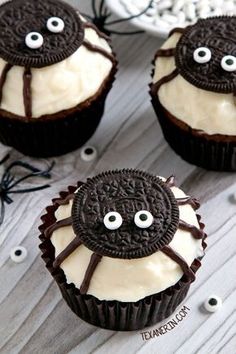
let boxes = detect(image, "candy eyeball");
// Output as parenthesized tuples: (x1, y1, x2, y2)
(10, 246, 28, 263)
(204, 295, 222, 313)
(221, 55, 236, 72)
(25, 32, 44, 49)
(80, 146, 97, 162)
(47, 17, 65, 33)
(134, 210, 154, 229)
(193, 47, 212, 64)
(104, 211, 123, 230)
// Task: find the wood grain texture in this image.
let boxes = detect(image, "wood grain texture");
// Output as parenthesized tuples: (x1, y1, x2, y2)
(0, 1, 236, 353)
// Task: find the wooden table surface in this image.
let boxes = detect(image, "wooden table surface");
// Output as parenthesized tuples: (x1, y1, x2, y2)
(0, 1, 236, 353)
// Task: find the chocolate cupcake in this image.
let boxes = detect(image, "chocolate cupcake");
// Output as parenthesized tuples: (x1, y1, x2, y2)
(39, 169, 206, 331)
(150, 16, 236, 171)
(0, 0, 117, 157)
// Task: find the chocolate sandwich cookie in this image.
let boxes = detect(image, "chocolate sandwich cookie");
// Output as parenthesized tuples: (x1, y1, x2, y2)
(39, 169, 207, 330)
(150, 16, 236, 171)
(0, 0, 117, 157)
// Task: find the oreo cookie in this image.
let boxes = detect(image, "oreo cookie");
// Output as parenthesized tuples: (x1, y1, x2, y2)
(0, 0, 84, 68)
(175, 16, 236, 93)
(72, 169, 179, 259)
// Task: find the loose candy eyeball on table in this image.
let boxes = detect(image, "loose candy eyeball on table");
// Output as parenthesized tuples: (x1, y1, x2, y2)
(80, 146, 97, 162)
(204, 295, 222, 313)
(10, 246, 28, 263)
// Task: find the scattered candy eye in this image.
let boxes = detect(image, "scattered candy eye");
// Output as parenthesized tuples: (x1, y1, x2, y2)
(204, 295, 222, 313)
(25, 32, 44, 49)
(80, 146, 97, 162)
(134, 210, 153, 229)
(193, 47, 211, 64)
(10, 246, 28, 263)
(221, 55, 236, 72)
(104, 211, 123, 230)
(47, 17, 65, 33)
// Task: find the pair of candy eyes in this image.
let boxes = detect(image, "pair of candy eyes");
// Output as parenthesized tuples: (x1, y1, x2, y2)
(193, 47, 236, 72)
(25, 17, 65, 49)
(103, 210, 154, 230)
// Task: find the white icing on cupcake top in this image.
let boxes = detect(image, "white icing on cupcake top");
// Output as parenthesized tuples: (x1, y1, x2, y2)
(0, 21, 113, 118)
(153, 33, 236, 136)
(50, 178, 204, 302)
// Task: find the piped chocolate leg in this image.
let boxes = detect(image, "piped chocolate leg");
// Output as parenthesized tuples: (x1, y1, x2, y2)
(82, 39, 115, 63)
(155, 48, 175, 60)
(80, 253, 102, 294)
(165, 175, 176, 188)
(44, 216, 72, 238)
(23, 67, 32, 119)
(176, 197, 200, 210)
(83, 22, 110, 41)
(151, 68, 179, 95)
(53, 237, 82, 268)
(168, 27, 185, 37)
(162, 245, 195, 282)
(179, 219, 204, 239)
(54, 193, 75, 206)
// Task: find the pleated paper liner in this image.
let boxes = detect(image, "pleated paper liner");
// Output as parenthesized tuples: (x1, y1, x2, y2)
(39, 185, 207, 331)
(150, 91, 236, 171)
(0, 62, 117, 158)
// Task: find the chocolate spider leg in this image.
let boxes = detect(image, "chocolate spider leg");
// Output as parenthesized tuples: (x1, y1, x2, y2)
(44, 216, 72, 238)
(53, 182, 84, 206)
(162, 245, 195, 282)
(80, 253, 102, 294)
(176, 196, 200, 210)
(54, 193, 75, 206)
(53, 237, 82, 268)
(165, 175, 176, 188)
(0, 63, 13, 104)
(151, 68, 179, 96)
(83, 22, 110, 41)
(82, 39, 115, 63)
(168, 27, 185, 38)
(23, 67, 32, 118)
(155, 48, 175, 60)
(179, 219, 204, 239)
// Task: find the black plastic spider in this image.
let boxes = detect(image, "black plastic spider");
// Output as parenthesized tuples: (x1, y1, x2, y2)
(83, 0, 154, 36)
(0, 154, 54, 226)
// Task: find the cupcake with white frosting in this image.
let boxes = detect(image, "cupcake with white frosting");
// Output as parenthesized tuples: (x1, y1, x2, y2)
(150, 16, 236, 171)
(0, 0, 117, 157)
(39, 169, 206, 331)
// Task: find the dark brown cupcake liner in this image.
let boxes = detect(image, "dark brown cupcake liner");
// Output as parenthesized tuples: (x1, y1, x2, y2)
(150, 90, 236, 171)
(0, 62, 117, 158)
(39, 185, 206, 331)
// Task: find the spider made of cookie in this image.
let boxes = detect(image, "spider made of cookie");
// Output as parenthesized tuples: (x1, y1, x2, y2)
(0, 0, 115, 119)
(151, 16, 236, 96)
(44, 170, 205, 295)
